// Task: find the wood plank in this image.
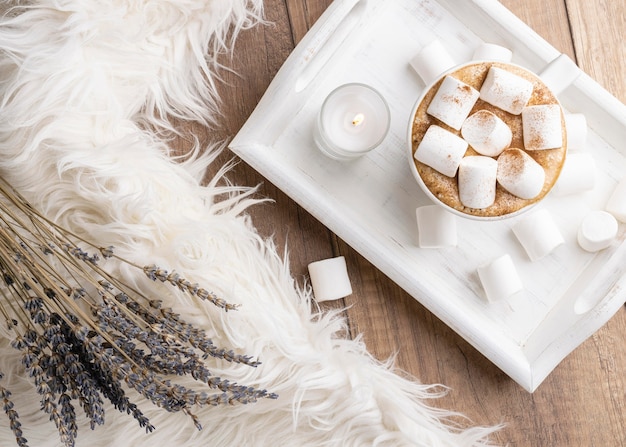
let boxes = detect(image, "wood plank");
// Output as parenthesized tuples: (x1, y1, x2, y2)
(566, 0, 626, 102)
(285, 0, 332, 44)
(195, 0, 626, 444)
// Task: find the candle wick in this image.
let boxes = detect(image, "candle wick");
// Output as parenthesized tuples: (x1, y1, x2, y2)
(352, 113, 365, 127)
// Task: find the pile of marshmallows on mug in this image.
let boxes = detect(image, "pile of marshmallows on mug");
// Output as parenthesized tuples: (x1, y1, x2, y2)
(415, 66, 558, 209)
(413, 45, 626, 302)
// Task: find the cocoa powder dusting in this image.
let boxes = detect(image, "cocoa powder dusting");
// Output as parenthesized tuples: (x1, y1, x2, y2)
(499, 149, 524, 177)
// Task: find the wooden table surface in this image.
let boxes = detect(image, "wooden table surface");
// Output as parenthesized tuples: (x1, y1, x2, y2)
(201, 1, 626, 445)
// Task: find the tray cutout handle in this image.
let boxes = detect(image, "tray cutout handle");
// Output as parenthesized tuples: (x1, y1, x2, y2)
(294, 0, 368, 93)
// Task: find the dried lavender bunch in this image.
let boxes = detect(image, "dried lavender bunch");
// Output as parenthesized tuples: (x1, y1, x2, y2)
(0, 177, 276, 447)
(0, 373, 27, 447)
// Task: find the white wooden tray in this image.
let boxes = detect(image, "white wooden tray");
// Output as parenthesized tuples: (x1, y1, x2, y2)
(229, 0, 626, 392)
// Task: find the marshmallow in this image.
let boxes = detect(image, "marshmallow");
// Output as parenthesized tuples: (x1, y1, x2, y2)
(522, 104, 563, 150)
(415, 125, 468, 177)
(565, 113, 587, 150)
(307, 256, 352, 302)
(496, 148, 546, 199)
(479, 66, 534, 115)
(538, 53, 581, 96)
(416, 205, 457, 248)
(512, 209, 564, 261)
(477, 254, 523, 302)
(472, 43, 513, 62)
(427, 76, 480, 130)
(606, 177, 626, 222)
(552, 153, 596, 196)
(461, 110, 512, 156)
(458, 156, 498, 209)
(577, 210, 619, 252)
(409, 40, 456, 85)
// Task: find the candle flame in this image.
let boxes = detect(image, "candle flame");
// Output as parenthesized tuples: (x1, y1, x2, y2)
(351, 113, 365, 127)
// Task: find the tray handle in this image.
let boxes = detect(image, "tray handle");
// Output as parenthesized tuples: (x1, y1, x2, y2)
(294, 0, 368, 93)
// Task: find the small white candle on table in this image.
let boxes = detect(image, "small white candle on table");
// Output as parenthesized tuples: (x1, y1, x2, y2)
(314, 83, 390, 160)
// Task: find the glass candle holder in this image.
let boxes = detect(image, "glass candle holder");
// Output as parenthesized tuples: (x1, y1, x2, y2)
(314, 83, 390, 160)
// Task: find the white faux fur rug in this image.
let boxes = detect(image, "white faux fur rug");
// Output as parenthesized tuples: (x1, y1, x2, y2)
(0, 1, 501, 446)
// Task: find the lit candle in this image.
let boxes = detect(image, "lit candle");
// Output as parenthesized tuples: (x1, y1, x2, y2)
(314, 83, 390, 160)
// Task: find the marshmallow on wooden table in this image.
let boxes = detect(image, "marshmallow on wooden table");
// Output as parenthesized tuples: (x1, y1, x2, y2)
(512, 209, 564, 261)
(427, 76, 480, 130)
(552, 152, 596, 196)
(409, 40, 456, 85)
(565, 113, 587, 150)
(577, 210, 618, 252)
(479, 66, 534, 115)
(606, 177, 626, 222)
(461, 110, 512, 156)
(414, 125, 468, 177)
(522, 104, 563, 150)
(458, 155, 498, 209)
(472, 43, 513, 62)
(416, 205, 457, 248)
(496, 148, 546, 199)
(307, 256, 352, 302)
(477, 254, 523, 302)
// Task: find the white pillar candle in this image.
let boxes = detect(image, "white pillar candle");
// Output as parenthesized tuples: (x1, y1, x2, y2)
(577, 210, 618, 252)
(512, 209, 564, 261)
(458, 156, 498, 209)
(307, 256, 353, 302)
(314, 83, 390, 160)
(472, 43, 513, 62)
(409, 40, 456, 85)
(477, 254, 523, 302)
(552, 153, 596, 196)
(606, 177, 626, 222)
(415, 205, 457, 248)
(426, 75, 480, 130)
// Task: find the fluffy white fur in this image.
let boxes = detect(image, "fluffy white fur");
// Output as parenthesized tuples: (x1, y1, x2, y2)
(0, 1, 501, 446)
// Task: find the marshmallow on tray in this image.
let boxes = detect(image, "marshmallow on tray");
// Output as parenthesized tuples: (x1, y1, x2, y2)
(409, 40, 456, 86)
(477, 254, 523, 302)
(512, 209, 564, 261)
(522, 104, 563, 150)
(307, 256, 352, 302)
(427, 76, 480, 130)
(479, 66, 534, 115)
(416, 205, 457, 248)
(552, 152, 596, 196)
(577, 210, 619, 252)
(606, 177, 626, 222)
(538, 53, 581, 96)
(414, 125, 468, 177)
(458, 156, 498, 209)
(461, 110, 512, 157)
(565, 113, 587, 150)
(496, 148, 546, 199)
